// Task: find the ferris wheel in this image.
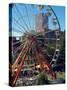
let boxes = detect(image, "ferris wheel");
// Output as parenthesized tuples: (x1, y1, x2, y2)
(9, 3, 61, 86)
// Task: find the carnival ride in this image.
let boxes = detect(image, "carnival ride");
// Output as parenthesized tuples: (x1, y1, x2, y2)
(9, 4, 61, 86)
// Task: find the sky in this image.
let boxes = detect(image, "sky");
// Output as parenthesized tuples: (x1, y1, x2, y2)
(9, 3, 65, 37)
(52, 6, 65, 31)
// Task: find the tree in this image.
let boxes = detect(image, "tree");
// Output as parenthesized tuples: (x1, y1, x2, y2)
(37, 73, 49, 85)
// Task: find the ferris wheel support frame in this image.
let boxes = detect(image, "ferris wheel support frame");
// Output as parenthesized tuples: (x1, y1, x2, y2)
(48, 5, 61, 67)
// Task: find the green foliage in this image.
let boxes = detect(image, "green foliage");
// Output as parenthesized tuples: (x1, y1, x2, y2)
(37, 73, 49, 85)
(60, 31, 65, 55)
(46, 45, 55, 55)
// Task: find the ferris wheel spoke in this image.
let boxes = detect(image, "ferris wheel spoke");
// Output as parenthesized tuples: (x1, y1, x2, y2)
(12, 20, 25, 34)
(29, 5, 34, 31)
(9, 27, 24, 34)
(44, 44, 56, 49)
(12, 40, 29, 66)
(15, 5, 30, 32)
(32, 14, 36, 31)
(37, 37, 56, 40)
(12, 38, 26, 46)
(44, 30, 57, 34)
(13, 6, 27, 31)
(13, 44, 23, 52)
(12, 40, 26, 50)
(12, 41, 21, 46)
(30, 5, 36, 31)
(12, 43, 24, 55)
(14, 6, 28, 32)
(13, 42, 24, 50)
(24, 5, 31, 31)
(13, 47, 22, 55)
(9, 20, 23, 34)
(44, 37, 56, 40)
(12, 17, 27, 33)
